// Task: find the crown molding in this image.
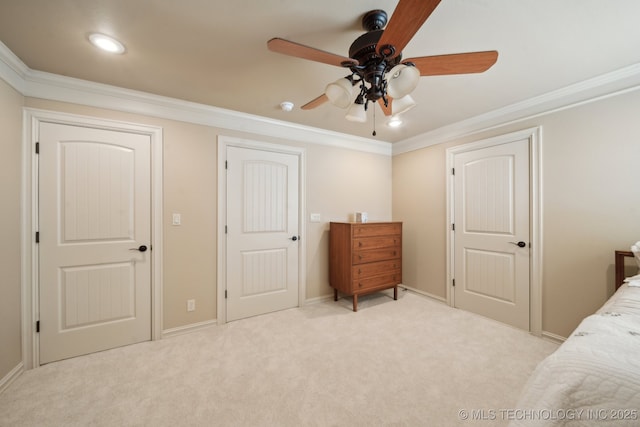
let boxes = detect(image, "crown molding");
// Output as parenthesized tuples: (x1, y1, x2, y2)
(4, 40, 640, 158)
(0, 41, 391, 156)
(0, 41, 28, 93)
(393, 62, 640, 155)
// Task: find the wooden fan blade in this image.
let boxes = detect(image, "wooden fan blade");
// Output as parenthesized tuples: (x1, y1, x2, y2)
(376, 0, 441, 59)
(378, 98, 393, 116)
(268, 38, 358, 67)
(405, 51, 499, 76)
(301, 94, 328, 110)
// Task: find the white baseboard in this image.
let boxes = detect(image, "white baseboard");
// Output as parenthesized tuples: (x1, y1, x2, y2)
(162, 319, 218, 339)
(400, 285, 448, 304)
(0, 362, 23, 394)
(541, 331, 566, 344)
(304, 294, 334, 305)
(305, 286, 447, 306)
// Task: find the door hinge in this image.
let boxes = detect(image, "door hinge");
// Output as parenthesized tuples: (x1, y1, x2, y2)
(35, 231, 40, 243)
(36, 320, 40, 333)
(451, 223, 455, 231)
(35, 142, 40, 154)
(452, 279, 455, 287)
(225, 290, 228, 299)
(451, 167, 455, 175)
(225, 225, 228, 234)
(225, 160, 228, 170)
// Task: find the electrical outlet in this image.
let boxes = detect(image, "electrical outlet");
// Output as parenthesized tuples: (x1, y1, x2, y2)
(187, 299, 195, 312)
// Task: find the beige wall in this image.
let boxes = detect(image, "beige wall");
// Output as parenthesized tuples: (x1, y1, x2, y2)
(7, 75, 637, 379)
(306, 145, 393, 299)
(23, 98, 392, 332)
(393, 145, 448, 300)
(0, 78, 23, 380)
(393, 89, 640, 338)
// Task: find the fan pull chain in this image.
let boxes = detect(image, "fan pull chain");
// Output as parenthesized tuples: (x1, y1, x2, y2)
(372, 104, 377, 136)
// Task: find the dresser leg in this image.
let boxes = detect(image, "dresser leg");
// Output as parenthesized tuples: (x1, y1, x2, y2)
(333, 288, 338, 301)
(353, 295, 358, 312)
(394, 286, 398, 300)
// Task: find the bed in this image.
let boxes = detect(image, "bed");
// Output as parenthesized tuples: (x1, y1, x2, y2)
(508, 247, 640, 427)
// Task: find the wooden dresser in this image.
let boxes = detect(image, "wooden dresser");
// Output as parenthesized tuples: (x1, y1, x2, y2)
(329, 221, 402, 311)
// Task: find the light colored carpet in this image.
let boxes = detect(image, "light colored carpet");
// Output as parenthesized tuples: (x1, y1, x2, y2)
(0, 291, 558, 426)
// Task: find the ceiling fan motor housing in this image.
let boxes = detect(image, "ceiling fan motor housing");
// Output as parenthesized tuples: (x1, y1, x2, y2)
(347, 22, 402, 103)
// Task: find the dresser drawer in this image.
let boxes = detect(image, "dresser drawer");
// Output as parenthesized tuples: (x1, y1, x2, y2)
(353, 235, 401, 251)
(352, 247, 400, 264)
(352, 259, 401, 279)
(352, 223, 401, 238)
(353, 271, 401, 292)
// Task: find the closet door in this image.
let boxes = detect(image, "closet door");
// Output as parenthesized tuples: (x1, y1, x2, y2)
(453, 137, 530, 330)
(225, 145, 300, 322)
(39, 122, 152, 364)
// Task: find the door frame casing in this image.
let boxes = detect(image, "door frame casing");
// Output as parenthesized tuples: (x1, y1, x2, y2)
(445, 127, 542, 335)
(21, 108, 164, 369)
(217, 135, 306, 324)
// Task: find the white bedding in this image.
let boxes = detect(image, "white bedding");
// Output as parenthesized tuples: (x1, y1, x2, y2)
(509, 311, 640, 426)
(598, 283, 640, 316)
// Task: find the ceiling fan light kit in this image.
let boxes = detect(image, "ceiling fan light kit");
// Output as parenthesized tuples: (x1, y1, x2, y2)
(346, 98, 368, 122)
(391, 94, 416, 116)
(387, 64, 420, 99)
(325, 77, 354, 109)
(267, 0, 498, 135)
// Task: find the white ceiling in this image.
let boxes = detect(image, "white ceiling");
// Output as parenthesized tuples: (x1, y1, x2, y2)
(1, 0, 640, 143)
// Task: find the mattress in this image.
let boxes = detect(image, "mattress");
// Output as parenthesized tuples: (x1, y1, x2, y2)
(509, 310, 640, 426)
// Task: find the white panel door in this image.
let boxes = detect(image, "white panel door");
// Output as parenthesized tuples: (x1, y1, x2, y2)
(453, 138, 530, 330)
(226, 146, 299, 322)
(39, 122, 151, 364)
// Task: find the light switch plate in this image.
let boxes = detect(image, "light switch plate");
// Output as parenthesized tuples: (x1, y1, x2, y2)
(310, 213, 321, 223)
(172, 213, 181, 226)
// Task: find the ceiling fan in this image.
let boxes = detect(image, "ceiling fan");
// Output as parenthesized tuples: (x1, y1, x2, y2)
(267, 0, 498, 130)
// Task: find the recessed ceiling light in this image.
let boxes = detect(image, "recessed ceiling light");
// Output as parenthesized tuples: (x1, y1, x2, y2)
(89, 33, 125, 54)
(388, 117, 403, 128)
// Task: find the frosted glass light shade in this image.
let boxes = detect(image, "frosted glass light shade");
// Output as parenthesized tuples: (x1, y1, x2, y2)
(391, 95, 416, 115)
(345, 102, 367, 122)
(387, 64, 419, 99)
(325, 78, 353, 109)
